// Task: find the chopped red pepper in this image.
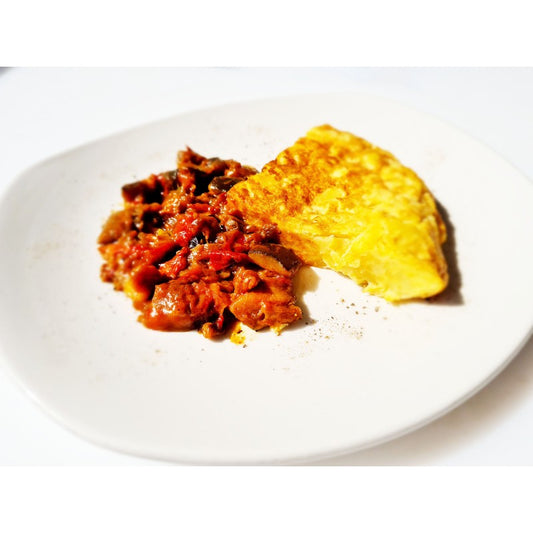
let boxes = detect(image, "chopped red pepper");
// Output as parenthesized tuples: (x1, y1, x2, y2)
(208, 250, 249, 271)
(159, 248, 189, 278)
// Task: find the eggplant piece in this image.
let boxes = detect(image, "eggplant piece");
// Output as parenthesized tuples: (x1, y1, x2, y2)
(141, 280, 216, 331)
(208, 175, 246, 193)
(229, 291, 302, 331)
(131, 204, 163, 233)
(200, 157, 230, 175)
(248, 244, 301, 276)
(122, 171, 177, 204)
(122, 180, 160, 204)
(178, 151, 230, 195)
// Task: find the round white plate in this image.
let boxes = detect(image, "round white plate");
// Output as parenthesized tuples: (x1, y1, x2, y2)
(0, 93, 532, 464)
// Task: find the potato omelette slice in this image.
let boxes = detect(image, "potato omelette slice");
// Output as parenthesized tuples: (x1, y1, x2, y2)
(226, 125, 448, 301)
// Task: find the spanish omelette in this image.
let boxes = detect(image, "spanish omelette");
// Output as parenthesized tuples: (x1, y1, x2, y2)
(226, 125, 448, 301)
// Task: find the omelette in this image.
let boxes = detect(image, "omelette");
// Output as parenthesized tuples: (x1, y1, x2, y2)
(226, 125, 448, 302)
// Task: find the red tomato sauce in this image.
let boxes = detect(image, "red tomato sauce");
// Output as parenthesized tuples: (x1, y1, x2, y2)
(98, 148, 302, 339)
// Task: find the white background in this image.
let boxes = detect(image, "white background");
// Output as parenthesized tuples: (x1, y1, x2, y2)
(0, 67, 532, 465)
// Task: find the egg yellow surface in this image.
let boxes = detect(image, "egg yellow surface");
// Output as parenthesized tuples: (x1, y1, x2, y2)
(226, 125, 448, 301)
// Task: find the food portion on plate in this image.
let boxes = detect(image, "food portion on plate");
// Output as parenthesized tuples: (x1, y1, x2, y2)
(98, 149, 303, 338)
(98, 125, 449, 338)
(227, 125, 448, 301)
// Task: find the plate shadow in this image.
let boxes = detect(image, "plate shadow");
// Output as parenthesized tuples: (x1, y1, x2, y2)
(429, 200, 463, 305)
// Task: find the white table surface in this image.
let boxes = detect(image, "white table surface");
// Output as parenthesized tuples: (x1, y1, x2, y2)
(0, 67, 532, 465)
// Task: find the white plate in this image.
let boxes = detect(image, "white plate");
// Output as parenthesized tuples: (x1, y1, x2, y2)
(0, 93, 532, 465)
